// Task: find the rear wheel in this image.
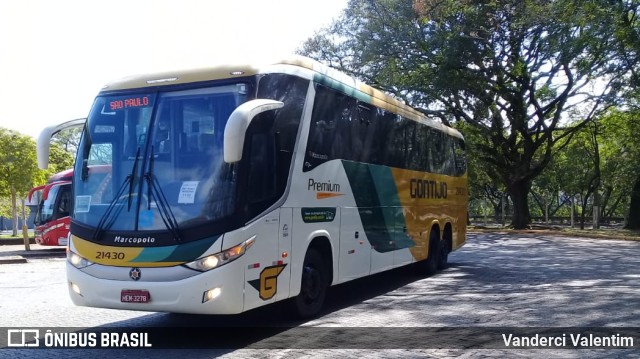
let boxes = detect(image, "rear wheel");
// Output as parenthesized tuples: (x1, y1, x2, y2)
(438, 239, 450, 270)
(294, 248, 328, 318)
(415, 231, 440, 276)
(424, 235, 440, 275)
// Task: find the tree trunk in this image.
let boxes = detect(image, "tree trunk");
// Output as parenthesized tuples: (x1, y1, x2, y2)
(579, 194, 591, 230)
(507, 180, 531, 229)
(624, 174, 640, 229)
(11, 185, 18, 237)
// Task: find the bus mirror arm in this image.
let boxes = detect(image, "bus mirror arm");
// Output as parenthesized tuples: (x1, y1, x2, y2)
(223, 99, 284, 163)
(37, 118, 86, 169)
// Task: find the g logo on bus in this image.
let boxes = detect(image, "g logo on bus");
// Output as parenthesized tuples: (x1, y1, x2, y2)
(248, 264, 287, 300)
(129, 267, 142, 281)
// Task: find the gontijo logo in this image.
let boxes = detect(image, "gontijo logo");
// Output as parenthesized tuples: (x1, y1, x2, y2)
(409, 179, 448, 199)
(308, 178, 343, 199)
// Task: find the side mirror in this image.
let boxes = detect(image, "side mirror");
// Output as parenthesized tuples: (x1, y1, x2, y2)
(223, 99, 284, 163)
(37, 118, 86, 169)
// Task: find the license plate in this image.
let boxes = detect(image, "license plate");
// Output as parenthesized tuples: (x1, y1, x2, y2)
(121, 289, 150, 303)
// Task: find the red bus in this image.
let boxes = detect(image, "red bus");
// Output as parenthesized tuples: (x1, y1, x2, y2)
(28, 169, 73, 246)
(28, 166, 112, 246)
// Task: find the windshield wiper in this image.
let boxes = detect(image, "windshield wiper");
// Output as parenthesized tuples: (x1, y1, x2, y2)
(92, 148, 140, 240)
(127, 147, 141, 211)
(145, 146, 182, 242)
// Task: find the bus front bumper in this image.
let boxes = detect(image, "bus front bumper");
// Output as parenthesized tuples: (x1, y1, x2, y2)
(66, 261, 245, 314)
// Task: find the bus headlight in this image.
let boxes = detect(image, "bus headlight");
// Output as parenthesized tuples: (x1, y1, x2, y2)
(67, 250, 94, 269)
(185, 236, 255, 272)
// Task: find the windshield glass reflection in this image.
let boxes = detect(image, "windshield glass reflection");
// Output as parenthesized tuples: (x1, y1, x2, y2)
(73, 83, 249, 235)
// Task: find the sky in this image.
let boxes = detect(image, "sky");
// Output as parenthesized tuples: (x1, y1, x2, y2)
(0, 0, 348, 139)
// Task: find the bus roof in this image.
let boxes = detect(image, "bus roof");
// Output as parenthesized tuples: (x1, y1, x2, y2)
(100, 56, 462, 140)
(48, 168, 74, 183)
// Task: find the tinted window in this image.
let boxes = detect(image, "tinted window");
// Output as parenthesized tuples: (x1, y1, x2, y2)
(236, 74, 309, 220)
(305, 84, 464, 176)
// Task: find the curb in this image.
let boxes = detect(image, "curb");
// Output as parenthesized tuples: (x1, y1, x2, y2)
(0, 238, 37, 246)
(0, 256, 28, 264)
(0, 249, 66, 264)
(21, 249, 67, 258)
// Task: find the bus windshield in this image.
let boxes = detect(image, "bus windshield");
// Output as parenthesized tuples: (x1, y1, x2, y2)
(73, 83, 251, 237)
(35, 183, 71, 225)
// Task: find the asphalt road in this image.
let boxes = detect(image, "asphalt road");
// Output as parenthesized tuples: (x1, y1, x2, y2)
(0, 232, 638, 358)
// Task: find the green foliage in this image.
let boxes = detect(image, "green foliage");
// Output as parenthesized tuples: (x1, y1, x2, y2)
(534, 108, 640, 224)
(0, 128, 40, 234)
(0, 197, 17, 220)
(0, 128, 40, 197)
(0, 127, 75, 234)
(299, 0, 638, 228)
(598, 109, 640, 220)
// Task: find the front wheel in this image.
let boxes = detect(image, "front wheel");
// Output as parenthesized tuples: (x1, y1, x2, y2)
(294, 248, 327, 318)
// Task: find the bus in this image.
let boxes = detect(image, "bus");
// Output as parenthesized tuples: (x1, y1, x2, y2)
(37, 56, 467, 317)
(27, 170, 73, 246)
(27, 165, 112, 246)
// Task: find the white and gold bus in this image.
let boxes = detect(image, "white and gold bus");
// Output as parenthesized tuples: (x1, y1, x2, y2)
(37, 56, 467, 317)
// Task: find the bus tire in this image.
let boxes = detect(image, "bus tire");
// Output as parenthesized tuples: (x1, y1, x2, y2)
(417, 232, 440, 276)
(438, 239, 450, 270)
(294, 248, 328, 318)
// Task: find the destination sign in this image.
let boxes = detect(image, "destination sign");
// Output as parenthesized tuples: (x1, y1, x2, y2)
(109, 96, 152, 111)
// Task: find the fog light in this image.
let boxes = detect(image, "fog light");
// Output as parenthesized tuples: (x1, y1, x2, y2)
(202, 287, 221, 303)
(70, 282, 82, 296)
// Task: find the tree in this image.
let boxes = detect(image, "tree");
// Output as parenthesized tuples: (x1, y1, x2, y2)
(592, 110, 638, 223)
(0, 129, 42, 236)
(299, 0, 634, 228)
(590, 1, 640, 227)
(456, 121, 508, 223)
(597, 109, 640, 228)
(0, 128, 74, 236)
(530, 157, 571, 223)
(559, 122, 602, 229)
(535, 108, 640, 228)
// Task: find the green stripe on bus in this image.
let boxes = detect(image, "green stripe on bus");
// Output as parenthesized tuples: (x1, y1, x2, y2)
(132, 235, 220, 263)
(342, 161, 413, 253)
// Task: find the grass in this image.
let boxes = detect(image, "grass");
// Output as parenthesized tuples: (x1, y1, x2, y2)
(0, 231, 34, 240)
